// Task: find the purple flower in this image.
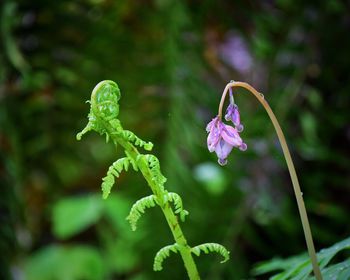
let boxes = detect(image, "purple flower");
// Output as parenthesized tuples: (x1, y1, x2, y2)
(225, 102, 244, 132)
(206, 116, 247, 166)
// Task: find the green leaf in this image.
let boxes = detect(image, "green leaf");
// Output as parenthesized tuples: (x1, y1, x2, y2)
(24, 245, 104, 280)
(252, 254, 307, 276)
(52, 194, 103, 239)
(252, 236, 350, 279)
(317, 236, 350, 268)
(314, 259, 350, 280)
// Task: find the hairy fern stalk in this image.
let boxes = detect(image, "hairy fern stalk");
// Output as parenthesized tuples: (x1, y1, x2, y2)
(77, 80, 230, 280)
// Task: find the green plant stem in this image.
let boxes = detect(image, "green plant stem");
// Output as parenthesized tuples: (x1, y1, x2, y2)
(218, 81, 323, 280)
(109, 133, 200, 280)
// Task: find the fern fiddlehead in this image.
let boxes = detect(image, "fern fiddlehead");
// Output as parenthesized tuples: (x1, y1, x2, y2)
(77, 80, 230, 279)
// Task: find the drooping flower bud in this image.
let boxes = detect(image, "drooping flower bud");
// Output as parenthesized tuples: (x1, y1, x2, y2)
(225, 103, 244, 132)
(206, 116, 247, 165)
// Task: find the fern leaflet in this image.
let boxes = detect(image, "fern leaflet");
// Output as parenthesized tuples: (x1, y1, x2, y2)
(124, 150, 138, 171)
(165, 192, 189, 222)
(76, 123, 93, 141)
(101, 157, 130, 199)
(126, 194, 158, 231)
(191, 243, 230, 263)
(120, 130, 153, 151)
(138, 154, 167, 189)
(153, 243, 180, 271)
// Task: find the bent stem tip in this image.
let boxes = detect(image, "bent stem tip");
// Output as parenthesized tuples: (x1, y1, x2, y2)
(220, 81, 323, 279)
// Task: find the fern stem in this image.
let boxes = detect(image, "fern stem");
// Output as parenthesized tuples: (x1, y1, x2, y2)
(218, 81, 323, 280)
(111, 136, 200, 280)
(161, 206, 200, 280)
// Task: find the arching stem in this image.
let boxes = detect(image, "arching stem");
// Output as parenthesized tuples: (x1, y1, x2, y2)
(219, 81, 323, 280)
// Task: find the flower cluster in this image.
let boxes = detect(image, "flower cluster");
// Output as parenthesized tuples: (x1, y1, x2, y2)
(206, 89, 246, 166)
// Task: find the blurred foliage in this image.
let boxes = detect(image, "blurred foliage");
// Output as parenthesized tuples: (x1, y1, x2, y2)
(1, 0, 349, 279)
(25, 245, 104, 280)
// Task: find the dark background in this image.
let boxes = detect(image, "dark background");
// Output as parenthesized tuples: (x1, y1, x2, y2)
(1, 0, 349, 279)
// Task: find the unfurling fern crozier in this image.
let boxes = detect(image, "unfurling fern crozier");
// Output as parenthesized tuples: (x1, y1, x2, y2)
(77, 80, 230, 280)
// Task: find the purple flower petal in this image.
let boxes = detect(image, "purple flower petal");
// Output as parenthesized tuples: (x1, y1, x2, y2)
(207, 132, 220, 152)
(206, 118, 216, 132)
(225, 104, 234, 122)
(215, 139, 233, 163)
(206, 117, 222, 152)
(236, 124, 244, 132)
(231, 104, 241, 127)
(225, 102, 243, 131)
(221, 125, 242, 146)
(239, 142, 247, 151)
(218, 158, 228, 166)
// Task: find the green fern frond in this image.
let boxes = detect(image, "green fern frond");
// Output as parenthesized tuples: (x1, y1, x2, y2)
(153, 243, 180, 271)
(101, 157, 130, 199)
(126, 194, 158, 231)
(165, 192, 189, 222)
(120, 130, 153, 151)
(78, 80, 202, 276)
(191, 243, 230, 263)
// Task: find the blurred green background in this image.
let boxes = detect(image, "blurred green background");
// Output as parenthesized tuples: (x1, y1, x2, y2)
(1, 0, 349, 279)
